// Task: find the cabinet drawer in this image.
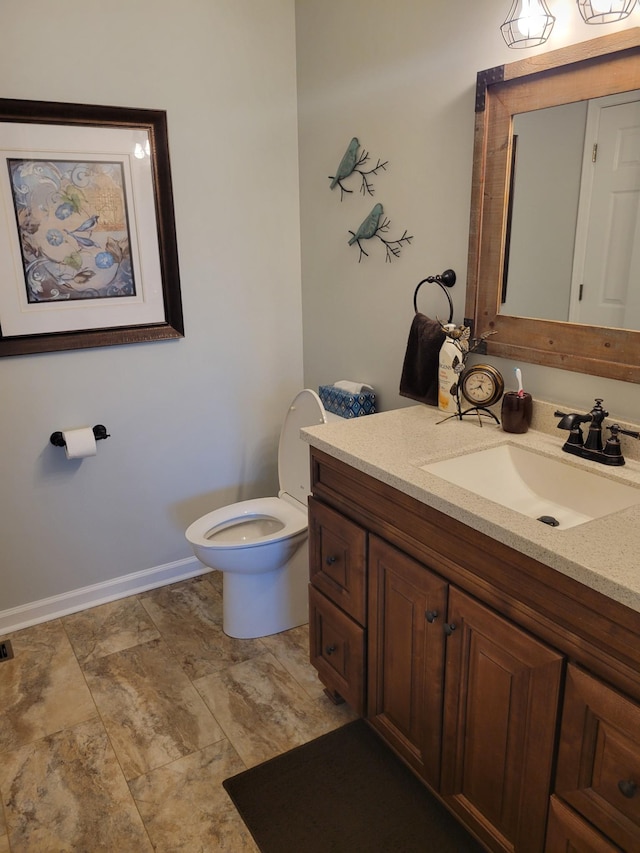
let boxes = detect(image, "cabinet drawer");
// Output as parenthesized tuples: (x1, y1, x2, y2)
(555, 664, 640, 851)
(546, 796, 621, 852)
(309, 585, 365, 714)
(309, 496, 367, 624)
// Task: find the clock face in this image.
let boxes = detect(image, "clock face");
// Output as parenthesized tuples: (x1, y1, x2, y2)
(461, 365, 504, 408)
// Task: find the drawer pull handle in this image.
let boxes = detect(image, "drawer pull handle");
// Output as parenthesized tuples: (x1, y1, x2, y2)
(618, 779, 637, 799)
(425, 610, 439, 623)
(444, 622, 457, 636)
(325, 645, 337, 655)
(326, 555, 337, 565)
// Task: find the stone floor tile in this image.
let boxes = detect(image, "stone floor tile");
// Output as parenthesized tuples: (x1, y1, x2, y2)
(0, 804, 8, 853)
(0, 718, 152, 852)
(195, 651, 356, 767)
(130, 740, 258, 852)
(83, 637, 224, 780)
(260, 623, 326, 699)
(0, 576, 336, 848)
(0, 620, 96, 754)
(63, 596, 160, 664)
(139, 576, 264, 679)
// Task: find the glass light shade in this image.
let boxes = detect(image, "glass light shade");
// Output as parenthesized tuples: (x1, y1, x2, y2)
(501, 0, 556, 48)
(577, 0, 637, 23)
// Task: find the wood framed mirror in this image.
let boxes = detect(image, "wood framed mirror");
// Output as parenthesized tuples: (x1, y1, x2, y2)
(465, 28, 640, 383)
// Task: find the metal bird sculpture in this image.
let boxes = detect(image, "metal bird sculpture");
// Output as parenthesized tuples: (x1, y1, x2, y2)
(439, 322, 471, 353)
(330, 137, 360, 190)
(348, 203, 383, 245)
(348, 204, 412, 262)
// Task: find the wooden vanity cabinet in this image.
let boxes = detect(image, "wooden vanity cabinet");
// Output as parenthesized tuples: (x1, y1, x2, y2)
(440, 586, 562, 853)
(308, 496, 366, 623)
(308, 497, 367, 713)
(546, 796, 622, 852)
(368, 535, 447, 789)
(307, 447, 640, 853)
(554, 664, 640, 851)
(308, 585, 365, 712)
(367, 536, 562, 852)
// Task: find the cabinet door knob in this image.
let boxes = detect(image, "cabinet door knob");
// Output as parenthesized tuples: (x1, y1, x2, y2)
(425, 610, 439, 623)
(326, 555, 337, 565)
(444, 622, 457, 636)
(618, 779, 637, 799)
(325, 644, 337, 655)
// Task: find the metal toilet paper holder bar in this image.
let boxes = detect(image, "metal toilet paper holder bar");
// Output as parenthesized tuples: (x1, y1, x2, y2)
(50, 425, 110, 448)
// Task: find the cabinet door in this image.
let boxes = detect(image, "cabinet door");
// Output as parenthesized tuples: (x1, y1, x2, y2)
(368, 536, 448, 789)
(555, 664, 640, 851)
(441, 587, 563, 853)
(308, 497, 367, 624)
(545, 796, 621, 852)
(308, 585, 366, 714)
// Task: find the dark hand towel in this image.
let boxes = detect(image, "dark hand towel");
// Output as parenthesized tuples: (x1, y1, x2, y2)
(399, 313, 446, 406)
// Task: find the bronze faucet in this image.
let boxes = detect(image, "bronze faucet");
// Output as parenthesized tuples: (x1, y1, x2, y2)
(554, 399, 639, 467)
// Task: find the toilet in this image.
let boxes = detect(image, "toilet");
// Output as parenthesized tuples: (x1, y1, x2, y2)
(185, 389, 339, 639)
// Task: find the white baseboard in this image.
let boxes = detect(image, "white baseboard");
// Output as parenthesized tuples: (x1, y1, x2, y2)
(0, 556, 211, 635)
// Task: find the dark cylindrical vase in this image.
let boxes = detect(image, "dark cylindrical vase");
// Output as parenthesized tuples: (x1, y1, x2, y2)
(501, 392, 533, 434)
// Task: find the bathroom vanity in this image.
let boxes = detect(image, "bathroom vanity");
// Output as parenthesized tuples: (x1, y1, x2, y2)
(303, 406, 640, 853)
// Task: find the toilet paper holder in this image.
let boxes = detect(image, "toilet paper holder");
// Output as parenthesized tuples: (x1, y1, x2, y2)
(50, 425, 110, 448)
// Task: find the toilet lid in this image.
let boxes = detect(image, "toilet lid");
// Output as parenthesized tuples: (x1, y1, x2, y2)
(278, 389, 327, 503)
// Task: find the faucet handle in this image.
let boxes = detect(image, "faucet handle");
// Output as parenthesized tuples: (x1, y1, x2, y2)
(590, 398, 608, 420)
(608, 423, 640, 440)
(603, 423, 633, 466)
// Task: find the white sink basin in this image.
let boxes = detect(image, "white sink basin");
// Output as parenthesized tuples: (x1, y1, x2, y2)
(421, 444, 640, 529)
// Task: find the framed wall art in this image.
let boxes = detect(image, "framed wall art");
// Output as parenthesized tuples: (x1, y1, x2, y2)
(0, 98, 183, 357)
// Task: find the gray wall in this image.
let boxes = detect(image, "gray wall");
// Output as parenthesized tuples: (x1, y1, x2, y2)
(0, 0, 303, 624)
(296, 0, 640, 420)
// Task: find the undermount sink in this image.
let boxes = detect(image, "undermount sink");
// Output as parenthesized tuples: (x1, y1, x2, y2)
(421, 444, 640, 529)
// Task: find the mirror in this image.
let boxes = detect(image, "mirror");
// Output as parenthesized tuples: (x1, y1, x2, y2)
(465, 28, 640, 383)
(503, 90, 640, 328)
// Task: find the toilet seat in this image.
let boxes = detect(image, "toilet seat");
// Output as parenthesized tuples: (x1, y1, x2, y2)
(185, 496, 307, 551)
(187, 390, 327, 553)
(278, 389, 329, 504)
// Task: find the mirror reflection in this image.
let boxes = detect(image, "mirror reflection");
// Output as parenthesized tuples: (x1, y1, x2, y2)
(502, 89, 640, 331)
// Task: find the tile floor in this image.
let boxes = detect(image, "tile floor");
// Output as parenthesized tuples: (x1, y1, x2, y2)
(0, 573, 356, 851)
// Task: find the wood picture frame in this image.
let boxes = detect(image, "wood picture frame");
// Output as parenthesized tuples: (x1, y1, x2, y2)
(0, 98, 183, 357)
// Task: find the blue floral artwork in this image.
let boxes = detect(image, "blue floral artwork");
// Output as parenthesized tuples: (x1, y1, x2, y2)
(7, 158, 135, 303)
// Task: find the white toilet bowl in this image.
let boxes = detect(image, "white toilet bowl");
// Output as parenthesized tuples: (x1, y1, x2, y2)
(185, 389, 338, 639)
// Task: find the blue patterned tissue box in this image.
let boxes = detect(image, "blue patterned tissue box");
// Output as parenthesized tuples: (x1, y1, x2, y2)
(319, 385, 376, 418)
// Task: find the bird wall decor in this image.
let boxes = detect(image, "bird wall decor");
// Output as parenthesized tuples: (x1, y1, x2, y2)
(348, 203, 412, 262)
(329, 137, 388, 201)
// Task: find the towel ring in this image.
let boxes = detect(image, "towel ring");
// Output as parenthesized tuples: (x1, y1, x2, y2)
(412, 269, 456, 323)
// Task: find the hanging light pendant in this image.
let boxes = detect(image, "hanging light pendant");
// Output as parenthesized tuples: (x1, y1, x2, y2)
(576, 0, 637, 24)
(501, 0, 556, 49)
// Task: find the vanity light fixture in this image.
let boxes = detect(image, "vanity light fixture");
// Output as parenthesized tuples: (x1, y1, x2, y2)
(576, 0, 637, 24)
(501, 0, 556, 48)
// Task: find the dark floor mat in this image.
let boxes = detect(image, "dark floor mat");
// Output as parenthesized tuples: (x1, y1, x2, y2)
(223, 719, 486, 852)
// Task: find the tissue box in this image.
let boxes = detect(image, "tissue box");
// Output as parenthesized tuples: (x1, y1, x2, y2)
(319, 385, 376, 418)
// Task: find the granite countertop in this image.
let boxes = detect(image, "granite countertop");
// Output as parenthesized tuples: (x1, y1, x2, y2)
(302, 403, 640, 614)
